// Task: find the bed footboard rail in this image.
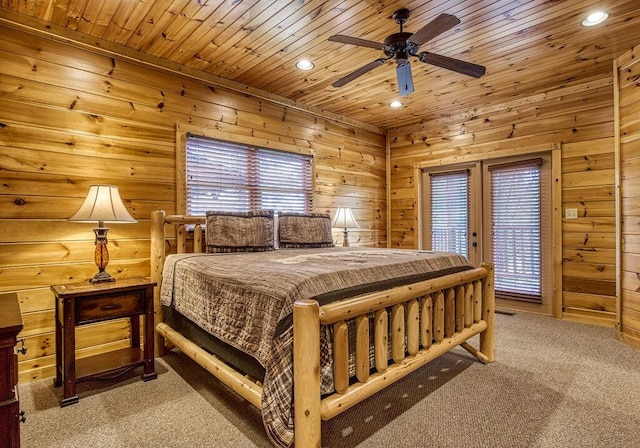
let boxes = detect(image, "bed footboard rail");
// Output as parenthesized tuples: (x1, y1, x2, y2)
(293, 263, 495, 448)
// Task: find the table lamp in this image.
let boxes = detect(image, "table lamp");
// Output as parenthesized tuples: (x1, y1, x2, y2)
(332, 207, 360, 247)
(69, 185, 137, 283)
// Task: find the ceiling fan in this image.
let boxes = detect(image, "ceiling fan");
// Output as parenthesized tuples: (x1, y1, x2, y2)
(328, 9, 486, 96)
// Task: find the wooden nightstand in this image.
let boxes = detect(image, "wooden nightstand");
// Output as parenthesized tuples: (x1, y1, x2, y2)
(51, 277, 157, 407)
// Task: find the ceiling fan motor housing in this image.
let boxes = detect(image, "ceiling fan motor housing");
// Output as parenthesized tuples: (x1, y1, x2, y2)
(383, 32, 419, 61)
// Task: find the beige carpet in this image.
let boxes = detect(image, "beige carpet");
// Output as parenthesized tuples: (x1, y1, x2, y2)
(19, 312, 640, 447)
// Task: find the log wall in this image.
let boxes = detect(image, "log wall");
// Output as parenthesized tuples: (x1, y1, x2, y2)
(388, 77, 617, 324)
(0, 24, 386, 382)
(616, 44, 640, 348)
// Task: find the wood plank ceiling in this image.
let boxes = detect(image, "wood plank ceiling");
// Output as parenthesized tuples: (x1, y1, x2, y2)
(1, 0, 640, 129)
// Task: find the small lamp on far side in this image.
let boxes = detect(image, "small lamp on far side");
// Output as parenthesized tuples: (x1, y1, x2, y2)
(69, 185, 137, 283)
(332, 207, 360, 247)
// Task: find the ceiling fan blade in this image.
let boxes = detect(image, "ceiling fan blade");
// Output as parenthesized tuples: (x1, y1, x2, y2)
(418, 52, 486, 78)
(396, 62, 414, 96)
(332, 59, 386, 88)
(328, 35, 386, 50)
(408, 13, 461, 46)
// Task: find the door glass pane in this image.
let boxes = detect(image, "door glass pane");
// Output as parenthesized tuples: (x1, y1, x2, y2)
(430, 171, 468, 256)
(490, 162, 542, 302)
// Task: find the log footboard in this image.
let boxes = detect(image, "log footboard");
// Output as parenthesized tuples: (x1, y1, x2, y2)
(293, 263, 494, 447)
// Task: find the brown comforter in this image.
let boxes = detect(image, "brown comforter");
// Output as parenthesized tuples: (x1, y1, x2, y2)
(160, 247, 473, 447)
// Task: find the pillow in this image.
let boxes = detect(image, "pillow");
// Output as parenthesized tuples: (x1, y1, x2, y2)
(278, 212, 334, 248)
(205, 210, 274, 253)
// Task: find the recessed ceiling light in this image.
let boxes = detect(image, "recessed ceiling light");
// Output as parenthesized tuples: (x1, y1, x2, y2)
(581, 11, 609, 27)
(389, 101, 403, 108)
(296, 59, 315, 70)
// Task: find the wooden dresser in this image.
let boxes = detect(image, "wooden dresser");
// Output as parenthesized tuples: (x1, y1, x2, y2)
(0, 292, 25, 448)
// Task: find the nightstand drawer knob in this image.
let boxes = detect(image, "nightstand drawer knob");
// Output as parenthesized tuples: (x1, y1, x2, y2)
(18, 410, 26, 423)
(101, 304, 122, 311)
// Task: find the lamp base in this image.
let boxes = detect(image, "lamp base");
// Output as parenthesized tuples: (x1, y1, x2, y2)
(342, 228, 350, 247)
(90, 271, 116, 284)
(91, 225, 116, 283)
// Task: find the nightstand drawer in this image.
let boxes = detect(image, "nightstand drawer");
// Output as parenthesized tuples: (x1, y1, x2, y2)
(76, 293, 143, 323)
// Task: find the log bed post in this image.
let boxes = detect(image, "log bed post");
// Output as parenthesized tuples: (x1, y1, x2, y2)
(293, 299, 321, 448)
(480, 262, 495, 362)
(150, 210, 166, 357)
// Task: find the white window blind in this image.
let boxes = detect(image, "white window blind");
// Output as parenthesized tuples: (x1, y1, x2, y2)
(489, 159, 542, 302)
(430, 170, 469, 257)
(185, 134, 313, 215)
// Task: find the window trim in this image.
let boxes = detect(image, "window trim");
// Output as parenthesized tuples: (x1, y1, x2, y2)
(175, 123, 315, 215)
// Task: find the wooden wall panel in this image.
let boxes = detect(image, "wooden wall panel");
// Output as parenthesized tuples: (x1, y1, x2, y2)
(617, 43, 640, 348)
(0, 24, 386, 382)
(561, 138, 617, 322)
(388, 79, 616, 325)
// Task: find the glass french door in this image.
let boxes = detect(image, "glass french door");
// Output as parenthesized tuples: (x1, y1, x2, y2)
(420, 163, 481, 266)
(482, 156, 552, 305)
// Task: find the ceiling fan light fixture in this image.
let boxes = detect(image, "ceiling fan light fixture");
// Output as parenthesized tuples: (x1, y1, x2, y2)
(390, 100, 403, 108)
(296, 59, 315, 70)
(581, 11, 609, 27)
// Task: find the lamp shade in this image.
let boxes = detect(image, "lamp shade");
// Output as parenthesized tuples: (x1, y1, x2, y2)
(331, 207, 360, 229)
(69, 185, 137, 223)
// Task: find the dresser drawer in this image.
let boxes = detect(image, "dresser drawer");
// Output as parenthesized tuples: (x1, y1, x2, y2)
(0, 396, 20, 448)
(76, 292, 144, 324)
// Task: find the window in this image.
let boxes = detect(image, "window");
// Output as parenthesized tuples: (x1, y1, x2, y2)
(185, 134, 313, 215)
(488, 159, 544, 302)
(429, 171, 469, 256)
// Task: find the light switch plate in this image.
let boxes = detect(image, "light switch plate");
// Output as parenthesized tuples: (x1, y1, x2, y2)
(565, 208, 578, 219)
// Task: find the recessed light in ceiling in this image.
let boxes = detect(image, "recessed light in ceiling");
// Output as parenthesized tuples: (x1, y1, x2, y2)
(581, 11, 609, 27)
(389, 101, 403, 108)
(296, 59, 315, 70)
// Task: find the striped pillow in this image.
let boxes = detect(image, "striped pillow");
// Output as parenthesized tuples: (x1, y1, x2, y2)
(278, 212, 334, 248)
(206, 210, 274, 253)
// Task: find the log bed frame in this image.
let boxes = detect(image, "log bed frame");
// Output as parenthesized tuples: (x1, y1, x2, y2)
(149, 210, 495, 447)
